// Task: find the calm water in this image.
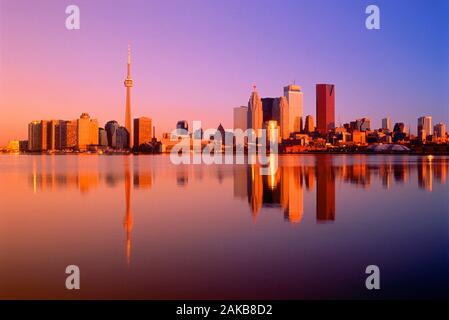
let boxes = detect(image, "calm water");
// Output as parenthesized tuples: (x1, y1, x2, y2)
(0, 154, 448, 299)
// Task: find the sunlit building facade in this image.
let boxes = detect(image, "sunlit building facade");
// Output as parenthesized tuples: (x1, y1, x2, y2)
(316, 84, 335, 135)
(77, 113, 99, 151)
(134, 117, 152, 147)
(283, 84, 303, 134)
(247, 86, 263, 136)
(418, 116, 432, 138)
(233, 106, 248, 132)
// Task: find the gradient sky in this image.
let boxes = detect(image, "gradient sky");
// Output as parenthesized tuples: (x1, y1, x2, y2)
(0, 0, 448, 145)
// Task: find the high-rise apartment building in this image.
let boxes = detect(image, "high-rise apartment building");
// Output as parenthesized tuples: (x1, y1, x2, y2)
(316, 84, 335, 135)
(116, 126, 130, 150)
(61, 120, 77, 150)
(134, 117, 152, 147)
(105, 121, 120, 148)
(28, 121, 43, 151)
(77, 113, 99, 151)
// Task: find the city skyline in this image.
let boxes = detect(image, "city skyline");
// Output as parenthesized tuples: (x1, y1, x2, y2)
(0, 0, 448, 146)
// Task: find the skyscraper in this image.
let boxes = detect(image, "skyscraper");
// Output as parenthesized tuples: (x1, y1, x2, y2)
(248, 86, 263, 136)
(77, 113, 99, 151)
(418, 116, 432, 138)
(304, 115, 315, 133)
(434, 123, 446, 139)
(283, 84, 303, 134)
(316, 84, 335, 135)
(134, 117, 152, 147)
(117, 126, 130, 150)
(61, 120, 77, 150)
(105, 120, 120, 148)
(28, 121, 43, 151)
(382, 117, 391, 131)
(233, 106, 248, 132)
(124, 45, 133, 149)
(98, 128, 108, 147)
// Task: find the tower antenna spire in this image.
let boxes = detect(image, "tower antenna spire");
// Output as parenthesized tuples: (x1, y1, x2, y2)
(127, 44, 131, 77)
(124, 45, 133, 149)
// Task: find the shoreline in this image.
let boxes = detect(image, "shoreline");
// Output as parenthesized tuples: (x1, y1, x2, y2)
(1, 151, 448, 156)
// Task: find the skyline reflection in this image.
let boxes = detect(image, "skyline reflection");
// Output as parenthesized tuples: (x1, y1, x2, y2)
(26, 155, 448, 228)
(1, 154, 447, 299)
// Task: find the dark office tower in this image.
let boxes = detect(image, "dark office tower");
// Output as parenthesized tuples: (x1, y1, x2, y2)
(105, 120, 120, 148)
(261, 98, 275, 123)
(315, 155, 335, 221)
(98, 128, 108, 147)
(393, 122, 405, 133)
(316, 84, 335, 135)
(116, 126, 130, 150)
(133, 117, 152, 147)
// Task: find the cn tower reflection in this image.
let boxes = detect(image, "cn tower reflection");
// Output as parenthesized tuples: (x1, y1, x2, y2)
(124, 157, 133, 266)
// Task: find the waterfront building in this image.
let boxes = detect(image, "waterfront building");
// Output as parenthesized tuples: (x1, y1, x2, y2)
(134, 117, 152, 147)
(27, 120, 49, 151)
(77, 113, 99, 151)
(116, 126, 130, 150)
(61, 120, 77, 150)
(105, 120, 120, 148)
(352, 130, 366, 145)
(304, 115, 315, 134)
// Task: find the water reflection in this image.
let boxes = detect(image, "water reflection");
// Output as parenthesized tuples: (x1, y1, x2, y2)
(7, 154, 448, 298)
(26, 155, 448, 239)
(124, 157, 133, 266)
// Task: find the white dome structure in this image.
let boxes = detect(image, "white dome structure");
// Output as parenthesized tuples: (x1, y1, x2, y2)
(367, 144, 410, 153)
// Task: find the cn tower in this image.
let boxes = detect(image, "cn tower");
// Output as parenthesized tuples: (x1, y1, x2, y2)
(124, 45, 133, 149)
